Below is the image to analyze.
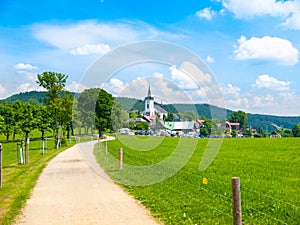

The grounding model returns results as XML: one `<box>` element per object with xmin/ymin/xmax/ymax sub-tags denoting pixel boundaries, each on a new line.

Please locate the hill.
<box><xmin>116</xmin><ymin>97</ymin><xmax>300</xmax><ymax>129</ymax></box>
<box><xmin>1</xmin><ymin>91</ymin><xmax>299</xmax><ymax>130</ymax></box>
<box><xmin>0</xmin><ymin>91</ymin><xmax>47</xmax><ymax>104</ymax></box>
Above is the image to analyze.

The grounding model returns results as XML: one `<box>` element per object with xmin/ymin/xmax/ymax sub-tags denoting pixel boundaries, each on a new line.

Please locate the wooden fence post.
<box><xmin>119</xmin><ymin>148</ymin><xmax>123</xmax><ymax>170</ymax></box>
<box><xmin>232</xmin><ymin>177</ymin><xmax>242</xmax><ymax>225</ymax></box>
<box><xmin>0</xmin><ymin>143</ymin><xmax>2</xmax><ymax>188</ymax></box>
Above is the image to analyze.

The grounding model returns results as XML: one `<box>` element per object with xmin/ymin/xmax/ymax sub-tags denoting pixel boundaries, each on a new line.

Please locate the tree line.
<box><xmin>0</xmin><ymin>71</ymin><xmax>300</xmax><ymax>144</ymax></box>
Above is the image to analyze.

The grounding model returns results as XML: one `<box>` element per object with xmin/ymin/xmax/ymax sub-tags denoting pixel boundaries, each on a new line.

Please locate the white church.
<box><xmin>142</xmin><ymin>85</ymin><xmax>168</xmax><ymax>123</ymax></box>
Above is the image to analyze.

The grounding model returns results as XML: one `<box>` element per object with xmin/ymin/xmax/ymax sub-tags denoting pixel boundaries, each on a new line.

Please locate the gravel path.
<box><xmin>14</xmin><ymin>141</ymin><xmax>160</xmax><ymax>225</ymax></box>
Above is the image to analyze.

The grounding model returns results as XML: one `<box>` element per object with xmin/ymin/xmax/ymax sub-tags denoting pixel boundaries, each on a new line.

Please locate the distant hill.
<box><xmin>1</xmin><ymin>91</ymin><xmax>299</xmax><ymax>130</ymax></box>
<box><xmin>0</xmin><ymin>91</ymin><xmax>47</xmax><ymax>104</ymax></box>
<box><xmin>116</xmin><ymin>97</ymin><xmax>300</xmax><ymax>130</ymax></box>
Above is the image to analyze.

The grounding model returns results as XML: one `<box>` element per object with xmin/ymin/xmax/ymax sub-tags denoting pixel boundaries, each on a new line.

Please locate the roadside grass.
<box><xmin>0</xmin><ymin>138</ymin><xmax>76</xmax><ymax>225</ymax></box>
<box><xmin>94</xmin><ymin>137</ymin><xmax>300</xmax><ymax>225</ymax></box>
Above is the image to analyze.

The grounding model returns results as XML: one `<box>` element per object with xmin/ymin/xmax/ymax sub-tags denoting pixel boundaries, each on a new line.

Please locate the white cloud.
<box><xmin>222</xmin><ymin>0</ymin><xmax>300</xmax><ymax>30</ymax></box>
<box><xmin>253</xmin><ymin>74</ymin><xmax>290</xmax><ymax>91</ymax></box>
<box><xmin>32</xmin><ymin>20</ymin><xmax>183</xmax><ymax>56</ymax></box>
<box><xmin>196</xmin><ymin>7</ymin><xmax>216</xmax><ymax>20</ymax></box>
<box><xmin>15</xmin><ymin>63</ymin><xmax>37</xmax><ymax>70</ymax></box>
<box><xmin>69</xmin><ymin>43</ymin><xmax>111</xmax><ymax>56</ymax></box>
<box><xmin>104</xmin><ymin>78</ymin><xmax>127</xmax><ymax>95</ymax></box>
<box><xmin>234</xmin><ymin>35</ymin><xmax>299</xmax><ymax>66</ymax></box>
<box><xmin>206</xmin><ymin>56</ymin><xmax>215</xmax><ymax>63</ymax></box>
<box><xmin>66</xmin><ymin>81</ymin><xmax>87</xmax><ymax>93</ymax></box>
<box><xmin>169</xmin><ymin>65</ymin><xmax>198</xmax><ymax>89</ymax></box>
<box><xmin>16</xmin><ymin>82</ymin><xmax>45</xmax><ymax>93</ymax></box>
<box><xmin>0</xmin><ymin>84</ymin><xmax>7</xmax><ymax>98</ymax></box>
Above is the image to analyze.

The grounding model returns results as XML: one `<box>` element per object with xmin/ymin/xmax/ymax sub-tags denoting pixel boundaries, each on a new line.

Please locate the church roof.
<box><xmin>154</xmin><ymin>105</ymin><xmax>168</xmax><ymax>114</ymax></box>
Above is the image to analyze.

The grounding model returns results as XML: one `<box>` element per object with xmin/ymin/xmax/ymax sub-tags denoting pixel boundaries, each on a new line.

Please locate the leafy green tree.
<box><xmin>35</xmin><ymin>105</ymin><xmax>52</xmax><ymax>138</ymax></box>
<box><xmin>77</xmin><ymin>88</ymin><xmax>101</xmax><ymax>134</ymax></box>
<box><xmin>231</xmin><ymin>130</ymin><xmax>237</xmax><ymax>137</ymax></box>
<box><xmin>135</xmin><ymin>121</ymin><xmax>149</xmax><ymax>130</ymax></box>
<box><xmin>57</xmin><ymin>91</ymin><xmax>74</xmax><ymax>140</ymax></box>
<box><xmin>95</xmin><ymin>89</ymin><xmax>114</xmax><ymax>138</ymax></box>
<box><xmin>0</xmin><ymin>103</ymin><xmax>14</xmax><ymax>141</ymax></box>
<box><xmin>36</xmin><ymin>71</ymin><xmax>68</xmax><ymax>142</ymax></box>
<box><xmin>292</xmin><ymin>123</ymin><xmax>300</xmax><ymax>137</ymax></box>
<box><xmin>283</xmin><ymin>129</ymin><xmax>293</xmax><ymax>137</ymax></box>
<box><xmin>13</xmin><ymin>101</ymin><xmax>38</xmax><ymax>163</ymax></box>
<box><xmin>111</xmin><ymin>101</ymin><xmax>123</xmax><ymax>132</ymax></box>
<box><xmin>200</xmin><ymin>119</ymin><xmax>211</xmax><ymax>137</ymax></box>
<box><xmin>228</xmin><ymin>110</ymin><xmax>248</xmax><ymax>129</ymax></box>
<box><xmin>166</xmin><ymin>112</ymin><xmax>174</xmax><ymax>122</ymax></box>
<box><xmin>129</xmin><ymin>111</ymin><xmax>138</xmax><ymax>119</ymax></box>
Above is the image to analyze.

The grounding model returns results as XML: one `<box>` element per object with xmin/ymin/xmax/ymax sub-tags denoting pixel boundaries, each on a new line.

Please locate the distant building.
<box><xmin>142</xmin><ymin>85</ymin><xmax>167</xmax><ymax>123</ymax></box>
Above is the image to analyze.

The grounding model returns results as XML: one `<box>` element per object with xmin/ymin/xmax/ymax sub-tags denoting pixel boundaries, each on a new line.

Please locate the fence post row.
<box><xmin>232</xmin><ymin>177</ymin><xmax>242</xmax><ymax>225</ymax></box>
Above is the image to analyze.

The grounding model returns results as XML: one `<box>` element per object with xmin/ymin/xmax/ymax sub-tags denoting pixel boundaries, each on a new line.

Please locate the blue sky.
<box><xmin>0</xmin><ymin>0</ymin><xmax>300</xmax><ymax>116</ymax></box>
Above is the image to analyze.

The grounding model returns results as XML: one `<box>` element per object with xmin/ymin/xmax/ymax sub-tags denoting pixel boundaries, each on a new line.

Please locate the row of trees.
<box><xmin>1</xmin><ymin>71</ymin><xmax>300</xmax><ymax>144</ymax></box>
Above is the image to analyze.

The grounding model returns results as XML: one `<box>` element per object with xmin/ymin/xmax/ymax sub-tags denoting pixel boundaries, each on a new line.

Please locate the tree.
<box><xmin>228</xmin><ymin>110</ymin><xmax>248</xmax><ymax>129</ymax></box>
<box><xmin>95</xmin><ymin>89</ymin><xmax>114</xmax><ymax>138</ymax></box>
<box><xmin>77</xmin><ymin>88</ymin><xmax>101</xmax><ymax>134</ymax></box>
<box><xmin>166</xmin><ymin>112</ymin><xmax>174</xmax><ymax>122</ymax></box>
<box><xmin>0</xmin><ymin>103</ymin><xmax>14</xmax><ymax>141</ymax></box>
<box><xmin>200</xmin><ymin>119</ymin><xmax>211</xmax><ymax>137</ymax></box>
<box><xmin>13</xmin><ymin>101</ymin><xmax>38</xmax><ymax>163</ymax></box>
<box><xmin>35</xmin><ymin>105</ymin><xmax>52</xmax><ymax>138</ymax></box>
<box><xmin>292</xmin><ymin>123</ymin><xmax>300</xmax><ymax>137</ymax></box>
<box><xmin>57</xmin><ymin>91</ymin><xmax>74</xmax><ymax>140</ymax></box>
<box><xmin>111</xmin><ymin>101</ymin><xmax>123</xmax><ymax>132</ymax></box>
<box><xmin>36</xmin><ymin>71</ymin><xmax>68</xmax><ymax>144</ymax></box>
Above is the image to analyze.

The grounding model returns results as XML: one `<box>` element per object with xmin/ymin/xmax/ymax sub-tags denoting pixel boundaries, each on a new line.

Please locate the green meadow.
<box><xmin>94</xmin><ymin>137</ymin><xmax>300</xmax><ymax>225</ymax></box>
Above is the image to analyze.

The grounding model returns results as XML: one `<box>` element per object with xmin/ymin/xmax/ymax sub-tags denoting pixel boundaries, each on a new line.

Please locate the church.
<box><xmin>142</xmin><ymin>85</ymin><xmax>168</xmax><ymax>123</ymax></box>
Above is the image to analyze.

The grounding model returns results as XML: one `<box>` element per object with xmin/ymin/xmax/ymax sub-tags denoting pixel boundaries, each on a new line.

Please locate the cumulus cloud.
<box><xmin>69</xmin><ymin>43</ymin><xmax>111</xmax><ymax>56</ymax></box>
<box><xmin>253</xmin><ymin>74</ymin><xmax>290</xmax><ymax>91</ymax></box>
<box><xmin>234</xmin><ymin>35</ymin><xmax>299</xmax><ymax>66</ymax></box>
<box><xmin>222</xmin><ymin>0</ymin><xmax>300</xmax><ymax>30</ymax></box>
<box><xmin>206</xmin><ymin>56</ymin><xmax>215</xmax><ymax>63</ymax></box>
<box><xmin>0</xmin><ymin>84</ymin><xmax>7</xmax><ymax>98</ymax></box>
<box><xmin>169</xmin><ymin>65</ymin><xmax>198</xmax><ymax>89</ymax></box>
<box><xmin>15</xmin><ymin>63</ymin><xmax>37</xmax><ymax>70</ymax></box>
<box><xmin>104</xmin><ymin>78</ymin><xmax>127</xmax><ymax>96</ymax></box>
<box><xmin>66</xmin><ymin>81</ymin><xmax>87</xmax><ymax>93</ymax></box>
<box><xmin>196</xmin><ymin>7</ymin><xmax>216</xmax><ymax>20</ymax></box>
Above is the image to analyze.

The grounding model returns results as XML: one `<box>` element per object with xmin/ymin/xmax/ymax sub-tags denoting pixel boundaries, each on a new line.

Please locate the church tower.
<box><xmin>143</xmin><ymin>84</ymin><xmax>155</xmax><ymax>117</ymax></box>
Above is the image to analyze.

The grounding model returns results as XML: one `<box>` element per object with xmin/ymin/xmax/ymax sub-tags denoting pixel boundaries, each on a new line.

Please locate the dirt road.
<box><xmin>14</xmin><ymin>141</ymin><xmax>160</xmax><ymax>225</ymax></box>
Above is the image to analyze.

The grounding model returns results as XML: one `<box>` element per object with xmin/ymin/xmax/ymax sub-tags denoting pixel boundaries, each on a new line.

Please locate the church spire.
<box><xmin>147</xmin><ymin>84</ymin><xmax>152</xmax><ymax>97</ymax></box>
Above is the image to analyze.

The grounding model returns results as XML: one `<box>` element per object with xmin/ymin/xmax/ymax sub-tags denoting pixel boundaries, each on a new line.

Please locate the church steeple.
<box><xmin>147</xmin><ymin>84</ymin><xmax>152</xmax><ymax>97</ymax></box>
<box><xmin>143</xmin><ymin>83</ymin><xmax>155</xmax><ymax>117</ymax></box>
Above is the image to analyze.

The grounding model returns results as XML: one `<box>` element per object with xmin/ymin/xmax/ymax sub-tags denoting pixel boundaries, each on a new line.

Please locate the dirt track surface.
<box><xmin>14</xmin><ymin>141</ymin><xmax>160</xmax><ymax>225</ymax></box>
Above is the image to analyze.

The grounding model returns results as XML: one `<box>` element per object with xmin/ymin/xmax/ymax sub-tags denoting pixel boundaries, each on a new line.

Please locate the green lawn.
<box><xmin>94</xmin><ymin>137</ymin><xmax>300</xmax><ymax>225</ymax></box>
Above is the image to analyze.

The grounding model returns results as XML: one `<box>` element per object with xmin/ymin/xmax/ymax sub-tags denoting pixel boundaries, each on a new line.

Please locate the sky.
<box><xmin>0</xmin><ymin>0</ymin><xmax>300</xmax><ymax>116</ymax></box>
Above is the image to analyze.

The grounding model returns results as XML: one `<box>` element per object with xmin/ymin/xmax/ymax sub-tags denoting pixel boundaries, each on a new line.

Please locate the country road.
<box><xmin>14</xmin><ymin>140</ymin><xmax>160</xmax><ymax>225</ymax></box>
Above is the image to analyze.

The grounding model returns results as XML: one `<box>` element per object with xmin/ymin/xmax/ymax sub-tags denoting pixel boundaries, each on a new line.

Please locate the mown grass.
<box><xmin>94</xmin><ymin>137</ymin><xmax>300</xmax><ymax>225</ymax></box>
<box><xmin>0</xmin><ymin>138</ymin><xmax>77</xmax><ymax>225</ymax></box>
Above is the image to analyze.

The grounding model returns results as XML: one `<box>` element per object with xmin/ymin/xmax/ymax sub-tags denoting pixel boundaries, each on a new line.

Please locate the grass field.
<box><xmin>94</xmin><ymin>136</ymin><xmax>300</xmax><ymax>225</ymax></box>
<box><xmin>0</xmin><ymin>136</ymin><xmax>78</xmax><ymax>225</ymax></box>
